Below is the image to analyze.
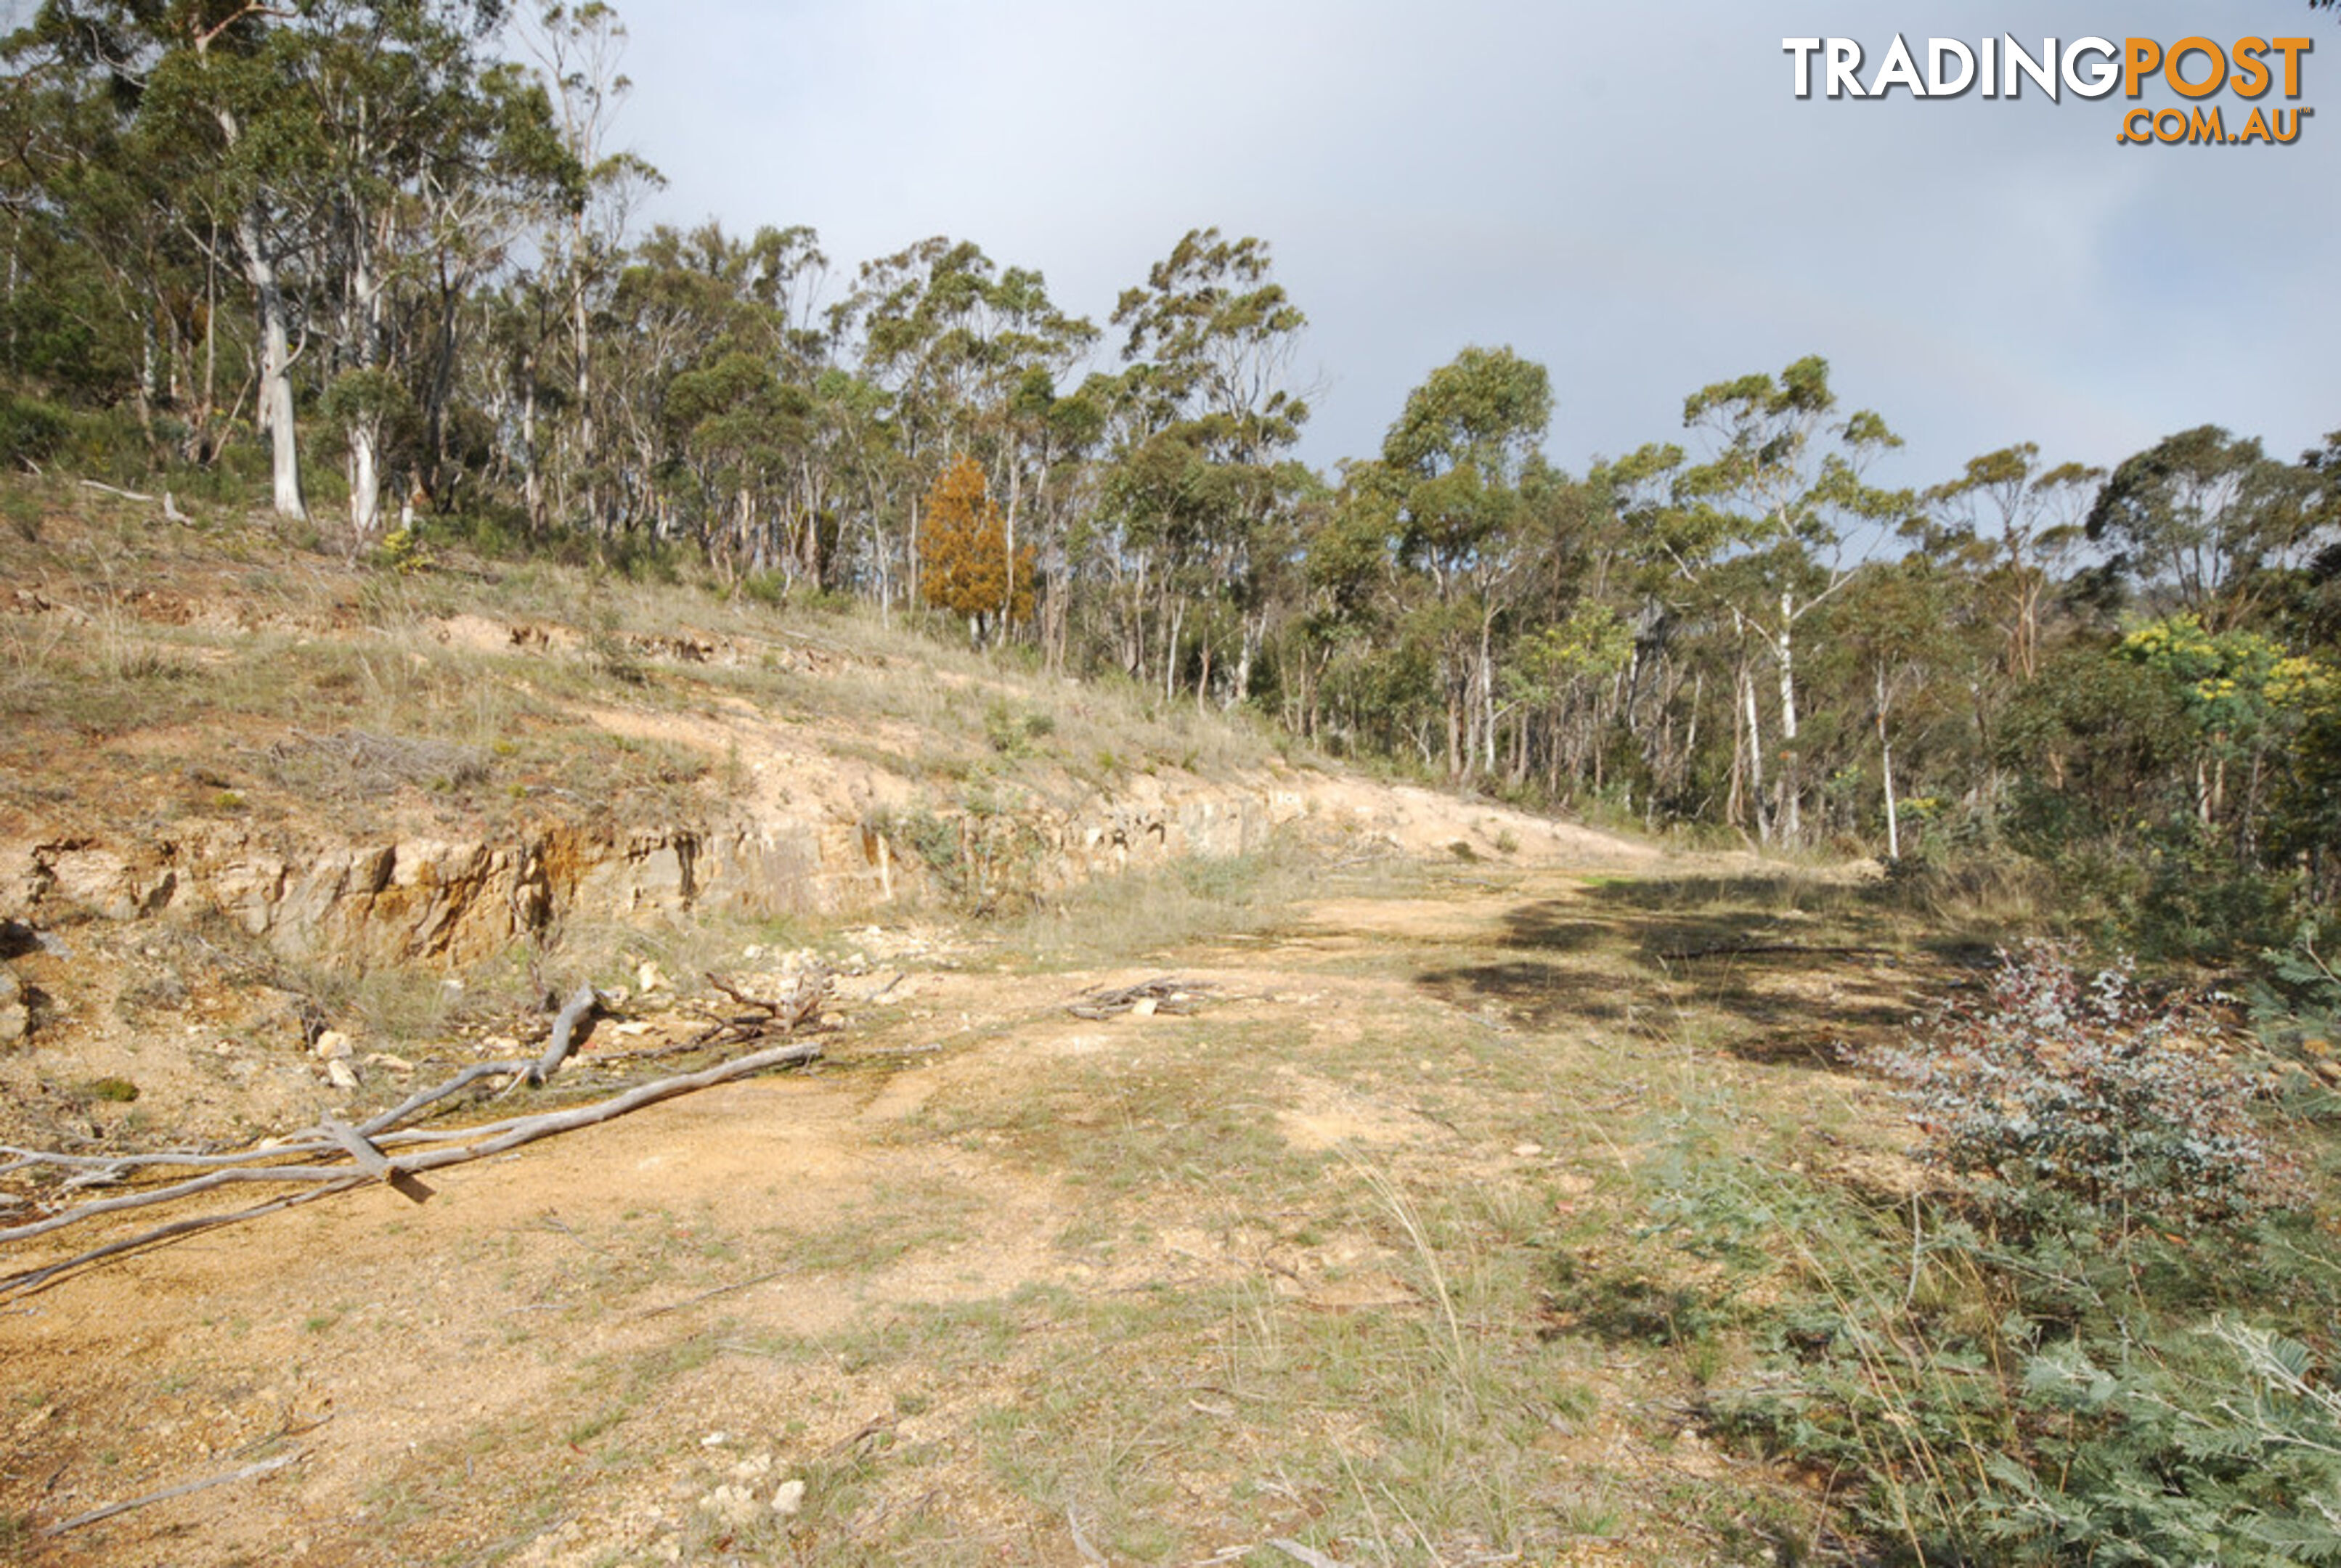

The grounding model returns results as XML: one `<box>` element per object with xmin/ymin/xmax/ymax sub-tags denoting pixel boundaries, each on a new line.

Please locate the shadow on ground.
<box><xmin>1413</xmin><ymin>870</ymin><xmax>1969</xmax><ymax>1066</ymax></box>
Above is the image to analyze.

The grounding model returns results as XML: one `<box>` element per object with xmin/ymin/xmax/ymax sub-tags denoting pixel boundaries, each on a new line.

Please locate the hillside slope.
<box><xmin>0</xmin><ymin>476</ymin><xmax>1648</xmax><ymax>1148</ymax></box>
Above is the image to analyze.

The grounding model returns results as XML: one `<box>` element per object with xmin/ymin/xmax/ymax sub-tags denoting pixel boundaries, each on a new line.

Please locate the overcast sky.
<box><xmin>614</xmin><ymin>1</ymin><xmax>2333</xmax><ymax>490</ymax></box>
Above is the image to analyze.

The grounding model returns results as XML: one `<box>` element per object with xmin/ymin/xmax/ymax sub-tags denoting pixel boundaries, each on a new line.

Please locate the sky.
<box><xmin>612</xmin><ymin>1</ymin><xmax>2336</xmax><ymax>491</ymax></box>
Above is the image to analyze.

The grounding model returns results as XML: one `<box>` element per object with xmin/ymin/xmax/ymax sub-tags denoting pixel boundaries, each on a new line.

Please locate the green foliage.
<box><xmin>2087</xmin><ymin>425</ymin><xmax>2312</xmax><ymax>631</ymax></box>
<box><xmin>0</xmin><ymin>387</ymin><xmax>69</xmax><ymax>470</ymax></box>
<box><xmin>1648</xmin><ymin>942</ymin><xmax>2341</xmax><ymax>1564</ymax></box>
<box><xmin>982</xmin><ymin>699</ymin><xmax>1051</xmax><ymax>756</ymax></box>
<box><xmin>1980</xmin><ymin>1324</ymin><xmax>2341</xmax><ymax>1567</ymax></box>
<box><xmin>876</xmin><ymin>790</ymin><xmax>1049</xmax><ymax>916</ymax></box>
<box><xmin>368</xmin><ymin>525</ymin><xmax>436</xmax><ymax>575</ymax></box>
<box><xmin>3</xmin><ymin>486</ymin><xmax>41</xmax><ymax>542</ymax></box>
<box><xmin>1865</xmin><ymin>942</ymin><xmax>2301</xmax><ymax>1232</ymax></box>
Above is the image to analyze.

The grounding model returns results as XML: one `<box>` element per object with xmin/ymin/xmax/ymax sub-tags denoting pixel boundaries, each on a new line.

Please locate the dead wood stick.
<box><xmin>1</xmin><ymin>1182</ymin><xmax>362</xmax><ymax>1299</ymax></box>
<box><xmin>320</xmin><ymin>1116</ymin><xmax>394</xmax><ymax>1181</ymax></box>
<box><xmin>1</xmin><ymin>1042</ymin><xmax>821</xmax><ymax>1283</ymax></box>
<box><xmin>1068</xmin><ymin>1505</ymin><xmax>1108</xmax><ymax>1567</ymax></box>
<box><xmin>1269</xmin><ymin>1539</ymin><xmax>1347</xmax><ymax>1568</ymax></box>
<box><xmin>42</xmin><ymin>1450</ymin><xmax>304</xmax><ymax>1537</ymax></box>
<box><xmin>635</xmin><ymin>1265</ymin><xmax>792</xmax><ymax>1319</ymax></box>
<box><xmin>356</xmin><ymin>1059</ymin><xmax>537</xmax><ymax>1138</ymax></box>
<box><xmin>532</xmin><ymin>984</ymin><xmax>600</xmax><ymax>1084</ymax></box>
<box><xmin>821</xmin><ymin>1414</ymin><xmax>895</xmax><ymax>1459</ymax></box>
<box><xmin>3</xmin><ymin>1143</ymin><xmax>335</xmax><ymax>1177</ymax></box>
<box><xmin>322</xmin><ymin>1116</ymin><xmax>433</xmax><ymax>1204</ymax></box>
<box><xmin>359</xmin><ymin>1040</ymin><xmax>821</xmax><ymax>1168</ymax></box>
<box><xmin>77</xmin><ymin>478</ymin><xmax>159</xmax><ymax>505</ymax></box>
<box><xmin>391</xmin><ymin>1040</ymin><xmax>822</xmax><ymax>1175</ymax></box>
<box><xmin>0</xmin><ymin>1164</ymin><xmax>379</xmax><ymax>1245</ymax></box>
<box><xmin>705</xmin><ymin>972</ymin><xmax>779</xmax><ymax>1013</ymax></box>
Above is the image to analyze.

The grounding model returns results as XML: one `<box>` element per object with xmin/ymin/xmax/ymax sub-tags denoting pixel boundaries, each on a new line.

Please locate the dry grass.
<box><xmin>0</xmin><ymin>473</ymin><xmax>2068</xmax><ymax>1564</ymax></box>
<box><xmin>0</xmin><ymin>472</ymin><xmax>1295</xmax><ymax>862</ymax></box>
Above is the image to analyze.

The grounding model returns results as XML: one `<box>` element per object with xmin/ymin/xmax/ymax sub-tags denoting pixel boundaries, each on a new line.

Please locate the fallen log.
<box><xmin>389</xmin><ymin>1037</ymin><xmax>823</xmax><ymax>1177</ymax></box>
<box><xmin>356</xmin><ymin>1058</ymin><xmax>538</xmax><ymax>1137</ymax></box>
<box><xmin>531</xmin><ymin>984</ymin><xmax>601</xmax><ymax>1084</ymax></box>
<box><xmin>322</xmin><ymin>1116</ymin><xmax>433</xmax><ymax>1204</ymax></box>
<box><xmin>0</xmin><ymin>1037</ymin><xmax>823</xmax><ymax>1297</ymax></box>
<box><xmin>0</xmin><ymin>1163</ymin><xmax>394</xmax><ymax>1246</ymax></box>
<box><xmin>0</xmin><ymin>1183</ymin><xmax>362</xmax><ymax>1299</ymax></box>
<box><xmin>43</xmin><ymin>1450</ymin><xmax>305</xmax><ymax>1538</ymax></box>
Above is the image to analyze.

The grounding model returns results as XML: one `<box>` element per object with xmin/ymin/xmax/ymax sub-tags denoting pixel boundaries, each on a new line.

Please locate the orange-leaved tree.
<box><xmin>919</xmin><ymin>453</ymin><xmax>1034</xmax><ymax>642</ymax></box>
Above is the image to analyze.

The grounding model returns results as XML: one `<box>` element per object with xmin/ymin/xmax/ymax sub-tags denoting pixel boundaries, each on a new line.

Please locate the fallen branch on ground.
<box><xmin>623</xmin><ymin>965</ymin><xmax>834</xmax><ymax>1061</ymax></box>
<box><xmin>635</xmin><ymin>1265</ymin><xmax>793</xmax><ymax>1319</ymax></box>
<box><xmin>532</xmin><ymin>983</ymin><xmax>602</xmax><ymax>1083</ymax></box>
<box><xmin>0</xmin><ymin>1036</ymin><xmax>823</xmax><ymax>1298</ymax></box>
<box><xmin>76</xmin><ymin>478</ymin><xmax>190</xmax><ymax>521</ymax></box>
<box><xmin>1065</xmin><ymin>976</ymin><xmax>1216</xmax><ymax>1021</ymax></box>
<box><xmin>44</xmin><ymin>1450</ymin><xmax>306</xmax><ymax>1537</ymax></box>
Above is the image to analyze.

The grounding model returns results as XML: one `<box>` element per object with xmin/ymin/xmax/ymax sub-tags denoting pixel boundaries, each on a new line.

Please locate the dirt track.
<box><xmin>3</xmin><ymin>854</ymin><xmax>1942</xmax><ymax>1566</ymax></box>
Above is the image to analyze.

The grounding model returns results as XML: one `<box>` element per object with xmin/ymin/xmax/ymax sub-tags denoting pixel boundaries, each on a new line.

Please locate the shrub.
<box><xmin>1864</xmin><ymin>941</ymin><xmax>2302</xmax><ymax>1235</ymax></box>
<box><xmin>0</xmin><ymin>387</ymin><xmax>69</xmax><ymax>469</ymax></box>
<box><xmin>982</xmin><ymin>699</ymin><xmax>1052</xmax><ymax>756</ymax></box>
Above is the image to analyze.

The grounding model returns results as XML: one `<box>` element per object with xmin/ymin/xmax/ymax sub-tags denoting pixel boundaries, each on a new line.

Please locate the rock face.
<box><xmin>0</xmin><ymin>779</ymin><xmax>1308</xmax><ymax>973</ymax></box>
<box><xmin>0</xmin><ymin>770</ymin><xmax>1644</xmax><ymax>975</ymax></box>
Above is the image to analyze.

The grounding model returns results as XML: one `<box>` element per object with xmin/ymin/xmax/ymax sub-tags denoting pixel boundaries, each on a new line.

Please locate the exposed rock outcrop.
<box><xmin>0</xmin><ymin>773</ymin><xmax>1642</xmax><ymax>974</ymax></box>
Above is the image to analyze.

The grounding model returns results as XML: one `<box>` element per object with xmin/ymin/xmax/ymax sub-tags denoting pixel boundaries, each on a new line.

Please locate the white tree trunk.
<box><xmin>1480</xmin><ymin>612</ymin><xmax>1499</xmax><ymax>777</ymax></box>
<box><xmin>239</xmin><ymin>208</ymin><xmax>306</xmax><ymax>521</ymax></box>
<box><xmin>1877</xmin><ymin>665</ymin><xmax>1900</xmax><ymax>861</ymax></box>
<box><xmin>349</xmin><ymin>419</ymin><xmax>381</xmax><ymax>544</ymax></box>
<box><xmin>1775</xmin><ymin>592</ymin><xmax>1801</xmax><ymax>844</ymax></box>
<box><xmin>521</xmin><ymin>354</ymin><xmax>541</xmax><ymax>528</ymax></box>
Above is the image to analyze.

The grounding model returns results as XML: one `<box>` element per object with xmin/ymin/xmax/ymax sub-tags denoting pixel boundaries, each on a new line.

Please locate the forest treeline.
<box><xmin>5</xmin><ymin>1</ymin><xmax>2339</xmax><ymax>960</ymax></box>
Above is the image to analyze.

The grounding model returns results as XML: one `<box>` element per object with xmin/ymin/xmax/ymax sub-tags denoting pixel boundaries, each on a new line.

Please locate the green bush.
<box><xmin>1862</xmin><ymin>941</ymin><xmax>2303</xmax><ymax>1234</ymax></box>
<box><xmin>0</xmin><ymin>387</ymin><xmax>69</xmax><ymax>470</ymax></box>
<box><xmin>1682</xmin><ymin>943</ymin><xmax>2339</xmax><ymax>1563</ymax></box>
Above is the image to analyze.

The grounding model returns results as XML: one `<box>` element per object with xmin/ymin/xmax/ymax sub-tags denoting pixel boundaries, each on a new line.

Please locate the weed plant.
<box><xmin>1623</xmin><ymin>943</ymin><xmax>2341</xmax><ymax>1564</ymax></box>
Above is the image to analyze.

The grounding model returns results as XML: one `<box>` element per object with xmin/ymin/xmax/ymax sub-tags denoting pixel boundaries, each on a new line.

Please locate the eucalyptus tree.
<box><xmin>1107</xmin><ymin>226</ymin><xmax>1310</xmax><ymax>702</ymax></box>
<box><xmin>1918</xmin><ymin>444</ymin><xmax>2099</xmax><ymax>683</ymax></box>
<box><xmin>516</xmin><ymin>0</ymin><xmax>660</xmax><ymax>533</ymax></box>
<box><xmin>7</xmin><ymin>0</ymin><xmax>575</xmax><ymax>536</ymax></box>
<box><xmin>0</xmin><ymin>50</ymin><xmax>168</xmax><ymax>421</ymax></box>
<box><xmin>595</xmin><ymin>221</ymin><xmax>826</xmax><ymax>563</ymax></box>
<box><xmin>296</xmin><ymin>4</ymin><xmax>577</xmax><ymax>544</ymax></box>
<box><xmin>1615</xmin><ymin>356</ymin><xmax>1908</xmax><ymax>842</ymax></box>
<box><xmin>832</xmin><ymin>237</ymin><xmax>1094</xmax><ymax>618</ymax></box>
<box><xmin>1377</xmin><ymin>344</ymin><xmax>1552</xmax><ymax>777</ymax></box>
<box><xmin>9</xmin><ymin>0</ymin><xmax>328</xmax><ymax>515</ymax></box>
<box><xmin>1831</xmin><ymin>556</ymin><xmax>1963</xmax><ymax>857</ymax></box>
<box><xmin>2088</xmin><ymin>426</ymin><xmax>2319</xmax><ymax>634</ymax></box>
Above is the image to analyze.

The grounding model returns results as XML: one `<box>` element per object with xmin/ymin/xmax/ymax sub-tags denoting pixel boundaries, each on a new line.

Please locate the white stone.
<box><xmin>771</xmin><ymin>1479</ymin><xmax>805</xmax><ymax>1516</ymax></box>
<box><xmin>0</xmin><ymin>965</ymin><xmax>25</xmax><ymax>1045</ymax></box>
<box><xmin>700</xmin><ymin>1484</ymin><xmax>758</xmax><ymax>1528</ymax></box>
